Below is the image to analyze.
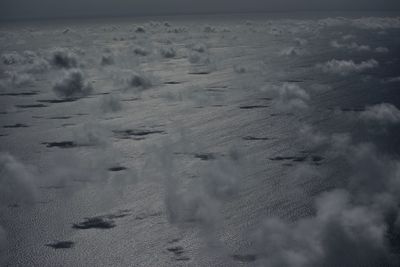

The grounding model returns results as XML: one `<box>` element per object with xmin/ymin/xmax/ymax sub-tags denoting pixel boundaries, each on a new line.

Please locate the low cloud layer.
<box><xmin>317</xmin><ymin>59</ymin><xmax>378</xmax><ymax>75</ymax></box>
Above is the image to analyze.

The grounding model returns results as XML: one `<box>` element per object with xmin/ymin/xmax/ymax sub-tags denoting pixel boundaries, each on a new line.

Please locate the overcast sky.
<box><xmin>1</xmin><ymin>0</ymin><xmax>400</xmax><ymax>20</ymax></box>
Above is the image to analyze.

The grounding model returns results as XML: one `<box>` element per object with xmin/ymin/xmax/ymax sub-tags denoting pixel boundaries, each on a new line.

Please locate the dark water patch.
<box><xmin>48</xmin><ymin>116</ymin><xmax>72</xmax><ymax>120</ymax></box>
<box><xmin>46</xmin><ymin>241</ymin><xmax>75</xmax><ymax>249</ymax></box>
<box><xmin>292</xmin><ymin>156</ymin><xmax>308</xmax><ymax>162</ymax></box>
<box><xmin>259</xmin><ymin>97</ymin><xmax>273</xmax><ymax>101</ymax></box>
<box><xmin>232</xmin><ymin>254</ymin><xmax>257</xmax><ymax>262</ymax></box>
<box><xmin>0</xmin><ymin>91</ymin><xmax>39</xmax><ymax>96</ymax></box>
<box><xmin>0</xmin><ymin>111</ymin><xmax>7</xmax><ymax>115</ymax></box>
<box><xmin>73</xmin><ymin>217</ymin><xmax>116</xmax><ymax>230</ymax></box>
<box><xmin>311</xmin><ymin>155</ymin><xmax>324</xmax><ymax>162</ymax></box>
<box><xmin>37</xmin><ymin>99</ymin><xmax>78</xmax><ymax>104</ymax></box>
<box><xmin>284</xmin><ymin>79</ymin><xmax>305</xmax><ymax>83</ymax></box>
<box><xmin>243</xmin><ymin>136</ymin><xmax>270</xmax><ymax>141</ymax></box>
<box><xmin>62</xmin><ymin>123</ymin><xmax>75</xmax><ymax>127</ymax></box>
<box><xmin>188</xmin><ymin>71</ymin><xmax>211</xmax><ymax>75</ymax></box>
<box><xmin>194</xmin><ymin>153</ymin><xmax>216</xmax><ymax>161</ymax></box>
<box><xmin>16</xmin><ymin>104</ymin><xmax>47</xmax><ymax>108</ymax></box>
<box><xmin>205</xmin><ymin>88</ymin><xmax>226</xmax><ymax>92</ymax></box>
<box><xmin>175</xmin><ymin>257</ymin><xmax>191</xmax><ymax>261</ymax></box>
<box><xmin>3</xmin><ymin>123</ymin><xmax>29</xmax><ymax>128</ymax></box>
<box><xmin>92</xmin><ymin>92</ymin><xmax>110</xmax><ymax>96</ymax></box>
<box><xmin>73</xmin><ymin>210</ymin><xmax>131</xmax><ymax>230</ymax></box>
<box><xmin>164</xmin><ymin>81</ymin><xmax>182</xmax><ymax>85</ymax></box>
<box><xmin>113</xmin><ymin>129</ymin><xmax>165</xmax><ymax>139</ymax></box>
<box><xmin>208</xmin><ymin>84</ymin><xmax>228</xmax><ymax>88</ymax></box>
<box><xmin>270</xmin><ymin>156</ymin><xmax>296</xmax><ymax>161</ymax></box>
<box><xmin>8</xmin><ymin>203</ymin><xmax>19</xmax><ymax>208</ymax></box>
<box><xmin>0</xmin><ymin>134</ymin><xmax>9</xmax><ymax>137</ymax></box>
<box><xmin>270</xmin><ymin>154</ymin><xmax>325</xmax><ymax>164</ymax></box>
<box><xmin>108</xmin><ymin>166</ymin><xmax>127</xmax><ymax>172</ymax></box>
<box><xmin>167</xmin><ymin>246</ymin><xmax>185</xmax><ymax>256</ymax></box>
<box><xmin>42</xmin><ymin>141</ymin><xmax>77</xmax><ymax>148</ymax></box>
<box><xmin>32</xmin><ymin>116</ymin><xmax>43</xmax><ymax>119</ymax></box>
<box><xmin>239</xmin><ymin>105</ymin><xmax>269</xmax><ymax>109</ymax></box>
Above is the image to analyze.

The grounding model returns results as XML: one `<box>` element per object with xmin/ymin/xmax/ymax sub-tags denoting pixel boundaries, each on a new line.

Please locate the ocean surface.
<box><xmin>1</xmin><ymin>12</ymin><xmax>400</xmax><ymax>266</ymax></box>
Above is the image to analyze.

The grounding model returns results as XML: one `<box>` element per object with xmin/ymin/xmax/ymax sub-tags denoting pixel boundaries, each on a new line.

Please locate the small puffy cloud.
<box><xmin>53</xmin><ymin>69</ymin><xmax>93</xmax><ymax>99</ymax></box>
<box><xmin>0</xmin><ymin>153</ymin><xmax>37</xmax><ymax>206</ymax></box>
<box><xmin>160</xmin><ymin>46</ymin><xmax>177</xmax><ymax>58</ymax></box>
<box><xmin>1</xmin><ymin>52</ymin><xmax>24</xmax><ymax>65</ymax></box>
<box><xmin>50</xmin><ymin>48</ymin><xmax>78</xmax><ymax>68</ymax></box>
<box><xmin>133</xmin><ymin>46</ymin><xmax>150</xmax><ymax>56</ymax></box>
<box><xmin>100</xmin><ymin>54</ymin><xmax>114</xmax><ymax>66</ymax></box>
<box><xmin>360</xmin><ymin>103</ymin><xmax>400</xmax><ymax>124</ymax></box>
<box><xmin>263</xmin><ymin>83</ymin><xmax>310</xmax><ymax>111</ymax></box>
<box><xmin>126</xmin><ymin>72</ymin><xmax>152</xmax><ymax>92</ymax></box>
<box><xmin>135</xmin><ymin>26</ymin><xmax>146</xmax><ymax>33</ymax></box>
<box><xmin>190</xmin><ymin>43</ymin><xmax>208</xmax><ymax>53</ymax></box>
<box><xmin>330</xmin><ymin>40</ymin><xmax>371</xmax><ymax>51</ymax></box>
<box><xmin>317</xmin><ymin>59</ymin><xmax>378</xmax><ymax>75</ymax></box>
<box><xmin>280</xmin><ymin>47</ymin><xmax>306</xmax><ymax>56</ymax></box>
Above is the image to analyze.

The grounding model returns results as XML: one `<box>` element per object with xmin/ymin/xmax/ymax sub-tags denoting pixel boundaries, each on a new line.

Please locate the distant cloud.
<box><xmin>360</xmin><ymin>103</ymin><xmax>400</xmax><ymax>124</ymax></box>
<box><xmin>375</xmin><ymin>47</ymin><xmax>389</xmax><ymax>53</ymax></box>
<box><xmin>160</xmin><ymin>46</ymin><xmax>177</xmax><ymax>58</ymax></box>
<box><xmin>263</xmin><ymin>83</ymin><xmax>310</xmax><ymax>111</ymax></box>
<box><xmin>126</xmin><ymin>72</ymin><xmax>152</xmax><ymax>92</ymax></box>
<box><xmin>330</xmin><ymin>40</ymin><xmax>371</xmax><ymax>51</ymax></box>
<box><xmin>280</xmin><ymin>47</ymin><xmax>306</xmax><ymax>56</ymax></box>
<box><xmin>50</xmin><ymin>48</ymin><xmax>78</xmax><ymax>69</ymax></box>
<box><xmin>53</xmin><ymin>69</ymin><xmax>93</xmax><ymax>99</ymax></box>
<box><xmin>317</xmin><ymin>59</ymin><xmax>378</xmax><ymax>75</ymax></box>
<box><xmin>100</xmin><ymin>54</ymin><xmax>114</xmax><ymax>66</ymax></box>
<box><xmin>319</xmin><ymin>17</ymin><xmax>400</xmax><ymax>30</ymax></box>
<box><xmin>133</xmin><ymin>46</ymin><xmax>150</xmax><ymax>56</ymax></box>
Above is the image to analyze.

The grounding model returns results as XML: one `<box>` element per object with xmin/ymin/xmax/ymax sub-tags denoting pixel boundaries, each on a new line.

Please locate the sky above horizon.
<box><xmin>1</xmin><ymin>0</ymin><xmax>400</xmax><ymax>20</ymax></box>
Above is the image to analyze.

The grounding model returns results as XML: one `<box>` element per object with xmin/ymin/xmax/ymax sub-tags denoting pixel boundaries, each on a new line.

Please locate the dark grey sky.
<box><xmin>1</xmin><ymin>0</ymin><xmax>400</xmax><ymax>20</ymax></box>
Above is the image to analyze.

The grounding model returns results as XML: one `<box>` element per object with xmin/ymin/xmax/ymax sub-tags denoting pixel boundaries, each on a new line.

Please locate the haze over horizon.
<box><xmin>1</xmin><ymin>0</ymin><xmax>400</xmax><ymax>20</ymax></box>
